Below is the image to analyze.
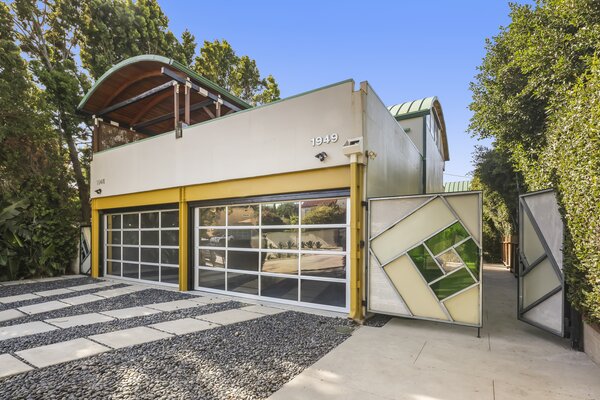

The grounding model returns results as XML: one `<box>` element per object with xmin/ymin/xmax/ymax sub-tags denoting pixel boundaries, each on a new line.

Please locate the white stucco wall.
<box><xmin>362</xmin><ymin>82</ymin><xmax>423</xmax><ymax>198</ymax></box>
<box><xmin>91</xmin><ymin>81</ymin><xmax>361</xmax><ymax>198</ymax></box>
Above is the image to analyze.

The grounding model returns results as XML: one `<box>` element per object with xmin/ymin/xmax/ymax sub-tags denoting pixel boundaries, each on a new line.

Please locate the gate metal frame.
<box><xmin>518</xmin><ymin>189</ymin><xmax>565</xmax><ymax>337</ymax></box>
<box><xmin>366</xmin><ymin>191</ymin><xmax>483</xmax><ymax>329</ymax></box>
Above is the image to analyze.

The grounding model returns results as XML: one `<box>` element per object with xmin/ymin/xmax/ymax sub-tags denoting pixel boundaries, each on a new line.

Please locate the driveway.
<box><xmin>269</xmin><ymin>265</ymin><xmax>600</xmax><ymax>400</ymax></box>
<box><xmin>0</xmin><ymin>276</ymin><xmax>353</xmax><ymax>399</ymax></box>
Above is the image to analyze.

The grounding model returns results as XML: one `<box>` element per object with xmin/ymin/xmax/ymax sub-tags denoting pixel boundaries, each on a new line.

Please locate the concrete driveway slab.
<box><xmin>94</xmin><ymin>286</ymin><xmax>146</xmax><ymax>298</ymax></box>
<box><xmin>68</xmin><ymin>282</ymin><xmax>114</xmax><ymax>292</ymax></box>
<box><xmin>15</xmin><ymin>338</ymin><xmax>109</xmax><ymax>368</ymax></box>
<box><xmin>188</xmin><ymin>296</ymin><xmax>229</xmax><ymax>305</ymax></box>
<box><xmin>60</xmin><ymin>293</ymin><xmax>104</xmax><ymax>305</ymax></box>
<box><xmin>150</xmin><ymin>318</ymin><xmax>214</xmax><ymax>335</ymax></box>
<box><xmin>0</xmin><ymin>321</ymin><xmax>58</xmax><ymax>341</ymax></box>
<box><xmin>0</xmin><ymin>354</ymin><xmax>34</xmax><ymax>378</ymax></box>
<box><xmin>196</xmin><ymin>309</ymin><xmax>263</xmax><ymax>325</ymax></box>
<box><xmin>241</xmin><ymin>305</ymin><xmax>285</xmax><ymax>315</ymax></box>
<box><xmin>0</xmin><ymin>309</ymin><xmax>25</xmax><ymax>323</ymax></box>
<box><xmin>100</xmin><ymin>306</ymin><xmax>160</xmax><ymax>319</ymax></box>
<box><xmin>89</xmin><ymin>326</ymin><xmax>173</xmax><ymax>349</ymax></box>
<box><xmin>18</xmin><ymin>300</ymin><xmax>70</xmax><ymax>315</ymax></box>
<box><xmin>45</xmin><ymin>313</ymin><xmax>115</xmax><ymax>329</ymax></box>
<box><xmin>0</xmin><ymin>293</ymin><xmax>40</xmax><ymax>304</ymax></box>
<box><xmin>145</xmin><ymin>299</ymin><xmax>202</xmax><ymax>312</ymax></box>
<box><xmin>33</xmin><ymin>288</ymin><xmax>74</xmax><ymax>297</ymax></box>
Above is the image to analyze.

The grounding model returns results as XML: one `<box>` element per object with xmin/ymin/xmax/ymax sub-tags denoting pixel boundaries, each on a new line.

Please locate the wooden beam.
<box><xmin>216</xmin><ymin>96</ymin><xmax>221</xmax><ymax>118</ymax></box>
<box><xmin>100</xmin><ymin>70</ymin><xmax>163</xmax><ymax>109</ymax></box>
<box><xmin>202</xmin><ymin>106</ymin><xmax>215</xmax><ymax>119</ymax></box>
<box><xmin>97</xmin><ymin>80</ymin><xmax>175</xmax><ymax>117</ymax></box>
<box><xmin>174</xmin><ymin>84</ymin><xmax>180</xmax><ymax>132</ymax></box>
<box><xmin>133</xmin><ymin>99</ymin><xmax>213</xmax><ymax>130</ymax></box>
<box><xmin>130</xmin><ymin>90</ymin><xmax>173</xmax><ymax>125</ymax></box>
<box><xmin>184</xmin><ymin>83</ymin><xmax>191</xmax><ymax>125</ymax></box>
<box><xmin>161</xmin><ymin>67</ymin><xmax>242</xmax><ymax>112</ymax></box>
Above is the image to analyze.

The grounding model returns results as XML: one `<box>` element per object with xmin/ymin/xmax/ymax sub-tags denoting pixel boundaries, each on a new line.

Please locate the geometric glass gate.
<box><xmin>368</xmin><ymin>192</ymin><xmax>483</xmax><ymax>328</ymax></box>
<box><xmin>518</xmin><ymin>190</ymin><xmax>565</xmax><ymax>337</ymax></box>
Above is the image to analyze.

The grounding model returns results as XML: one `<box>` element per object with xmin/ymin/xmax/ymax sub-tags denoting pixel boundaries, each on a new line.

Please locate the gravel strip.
<box><xmin>0</xmin><ymin>276</ymin><xmax>95</xmax><ymax>299</ymax></box>
<box><xmin>0</xmin><ymin>284</ymin><xmax>130</xmax><ymax>318</ymax></box>
<box><xmin>0</xmin><ymin>311</ymin><xmax>355</xmax><ymax>400</ymax></box>
<box><xmin>0</xmin><ymin>301</ymin><xmax>243</xmax><ymax>354</ymax></box>
<box><xmin>363</xmin><ymin>314</ymin><xmax>392</xmax><ymax>327</ymax></box>
<box><xmin>0</xmin><ymin>289</ymin><xmax>195</xmax><ymax>327</ymax></box>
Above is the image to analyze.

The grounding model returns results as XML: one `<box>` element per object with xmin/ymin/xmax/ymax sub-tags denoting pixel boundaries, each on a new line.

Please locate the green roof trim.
<box><xmin>444</xmin><ymin>181</ymin><xmax>472</xmax><ymax>192</ymax></box>
<box><xmin>77</xmin><ymin>54</ymin><xmax>252</xmax><ymax>112</ymax></box>
<box><xmin>387</xmin><ymin>96</ymin><xmax>437</xmax><ymax>120</ymax></box>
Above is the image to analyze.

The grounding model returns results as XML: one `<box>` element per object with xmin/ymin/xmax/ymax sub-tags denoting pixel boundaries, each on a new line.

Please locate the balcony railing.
<box><xmin>93</xmin><ymin>121</ymin><xmax>149</xmax><ymax>153</ymax></box>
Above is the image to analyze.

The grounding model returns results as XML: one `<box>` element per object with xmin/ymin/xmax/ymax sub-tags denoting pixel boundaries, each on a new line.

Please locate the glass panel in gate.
<box><xmin>368</xmin><ymin>192</ymin><xmax>482</xmax><ymax>327</ymax></box>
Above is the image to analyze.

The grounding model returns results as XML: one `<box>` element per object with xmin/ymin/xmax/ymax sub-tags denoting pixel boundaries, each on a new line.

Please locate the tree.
<box><xmin>469</xmin><ymin>0</ymin><xmax>600</xmax><ymax>323</ymax></box>
<box><xmin>193</xmin><ymin>39</ymin><xmax>280</xmax><ymax>105</ymax></box>
<box><xmin>0</xmin><ymin>2</ymin><xmax>78</xmax><ymax>280</ymax></box>
<box><xmin>178</xmin><ymin>29</ymin><xmax>197</xmax><ymax>67</ymax></box>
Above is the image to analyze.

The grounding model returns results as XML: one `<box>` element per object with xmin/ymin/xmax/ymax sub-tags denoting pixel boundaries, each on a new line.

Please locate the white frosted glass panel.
<box><xmin>443</xmin><ymin>285</ymin><xmax>480</xmax><ymax>325</ymax></box>
<box><xmin>523</xmin><ymin>258</ymin><xmax>561</xmax><ymax>308</ymax></box>
<box><xmin>522</xmin><ymin>290</ymin><xmax>563</xmax><ymax>334</ymax></box>
<box><xmin>522</xmin><ymin>213</ymin><xmax>545</xmax><ymax>263</ymax></box>
<box><xmin>446</xmin><ymin>193</ymin><xmax>481</xmax><ymax>243</ymax></box>
<box><xmin>383</xmin><ymin>255</ymin><xmax>448</xmax><ymax>320</ymax></box>
<box><xmin>370</xmin><ymin>197</ymin><xmax>429</xmax><ymax>237</ymax></box>
<box><xmin>368</xmin><ymin>255</ymin><xmax>411</xmax><ymax>316</ymax></box>
<box><xmin>371</xmin><ymin>198</ymin><xmax>455</xmax><ymax>264</ymax></box>
<box><xmin>524</xmin><ymin>192</ymin><xmax>563</xmax><ymax>270</ymax></box>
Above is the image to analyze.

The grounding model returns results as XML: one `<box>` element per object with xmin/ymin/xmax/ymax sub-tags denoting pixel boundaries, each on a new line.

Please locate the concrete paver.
<box><xmin>15</xmin><ymin>338</ymin><xmax>109</xmax><ymax>368</ymax></box>
<box><xmin>68</xmin><ymin>282</ymin><xmax>114</xmax><ymax>292</ymax></box>
<box><xmin>45</xmin><ymin>313</ymin><xmax>115</xmax><ymax>329</ymax></box>
<box><xmin>241</xmin><ymin>305</ymin><xmax>285</xmax><ymax>315</ymax></box>
<box><xmin>0</xmin><ymin>309</ymin><xmax>25</xmax><ymax>323</ymax></box>
<box><xmin>0</xmin><ymin>321</ymin><xmax>58</xmax><ymax>341</ymax></box>
<box><xmin>188</xmin><ymin>296</ymin><xmax>230</xmax><ymax>305</ymax></box>
<box><xmin>89</xmin><ymin>326</ymin><xmax>173</xmax><ymax>349</ymax></box>
<box><xmin>18</xmin><ymin>300</ymin><xmax>70</xmax><ymax>315</ymax></box>
<box><xmin>196</xmin><ymin>308</ymin><xmax>263</xmax><ymax>325</ymax></box>
<box><xmin>0</xmin><ymin>293</ymin><xmax>40</xmax><ymax>304</ymax></box>
<box><xmin>0</xmin><ymin>354</ymin><xmax>34</xmax><ymax>378</ymax></box>
<box><xmin>100</xmin><ymin>306</ymin><xmax>160</xmax><ymax>319</ymax></box>
<box><xmin>94</xmin><ymin>286</ymin><xmax>146</xmax><ymax>298</ymax></box>
<box><xmin>269</xmin><ymin>265</ymin><xmax>600</xmax><ymax>400</ymax></box>
<box><xmin>145</xmin><ymin>299</ymin><xmax>202</xmax><ymax>312</ymax></box>
<box><xmin>33</xmin><ymin>288</ymin><xmax>74</xmax><ymax>297</ymax></box>
<box><xmin>150</xmin><ymin>318</ymin><xmax>214</xmax><ymax>335</ymax></box>
<box><xmin>60</xmin><ymin>293</ymin><xmax>105</xmax><ymax>305</ymax></box>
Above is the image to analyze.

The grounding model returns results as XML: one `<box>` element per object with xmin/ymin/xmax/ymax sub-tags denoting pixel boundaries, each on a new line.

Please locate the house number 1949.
<box><xmin>310</xmin><ymin>134</ymin><xmax>338</xmax><ymax>146</ymax></box>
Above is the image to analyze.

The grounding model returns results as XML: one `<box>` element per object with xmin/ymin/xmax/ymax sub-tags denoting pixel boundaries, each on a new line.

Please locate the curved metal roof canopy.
<box><xmin>78</xmin><ymin>55</ymin><xmax>251</xmax><ymax>136</ymax></box>
<box><xmin>388</xmin><ymin>96</ymin><xmax>449</xmax><ymax>161</ymax></box>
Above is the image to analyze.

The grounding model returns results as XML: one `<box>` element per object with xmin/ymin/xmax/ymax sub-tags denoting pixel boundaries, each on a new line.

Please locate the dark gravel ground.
<box><xmin>0</xmin><ymin>311</ymin><xmax>355</xmax><ymax>400</ymax></box>
<box><xmin>0</xmin><ymin>283</ymin><xmax>130</xmax><ymax>314</ymax></box>
<box><xmin>0</xmin><ymin>300</ymin><xmax>243</xmax><ymax>354</ymax></box>
<box><xmin>0</xmin><ymin>289</ymin><xmax>194</xmax><ymax>327</ymax></box>
<box><xmin>363</xmin><ymin>314</ymin><xmax>392</xmax><ymax>328</ymax></box>
<box><xmin>0</xmin><ymin>276</ymin><xmax>95</xmax><ymax>298</ymax></box>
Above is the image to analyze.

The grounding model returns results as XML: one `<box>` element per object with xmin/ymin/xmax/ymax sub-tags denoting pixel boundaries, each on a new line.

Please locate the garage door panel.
<box><xmin>194</xmin><ymin>196</ymin><xmax>349</xmax><ymax>312</ymax></box>
<box><xmin>104</xmin><ymin>209</ymin><xmax>180</xmax><ymax>287</ymax></box>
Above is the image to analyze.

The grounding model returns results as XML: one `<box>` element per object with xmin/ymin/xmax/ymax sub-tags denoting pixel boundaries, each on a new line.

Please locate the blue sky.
<box><xmin>159</xmin><ymin>1</ymin><xmax>521</xmax><ymax>181</ymax></box>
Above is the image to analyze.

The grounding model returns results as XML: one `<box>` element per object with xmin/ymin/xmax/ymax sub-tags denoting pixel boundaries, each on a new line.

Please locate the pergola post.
<box><xmin>184</xmin><ymin>81</ymin><xmax>191</xmax><ymax>126</ymax></box>
<box><xmin>174</xmin><ymin>83</ymin><xmax>181</xmax><ymax>138</ymax></box>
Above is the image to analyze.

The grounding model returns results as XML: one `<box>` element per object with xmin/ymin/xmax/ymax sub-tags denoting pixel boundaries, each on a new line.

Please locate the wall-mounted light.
<box><xmin>315</xmin><ymin>152</ymin><xmax>328</xmax><ymax>162</ymax></box>
<box><xmin>95</xmin><ymin>189</ymin><xmax>102</xmax><ymax>195</ymax></box>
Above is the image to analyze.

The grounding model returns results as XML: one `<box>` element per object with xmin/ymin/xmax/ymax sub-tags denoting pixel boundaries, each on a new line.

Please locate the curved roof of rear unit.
<box><xmin>388</xmin><ymin>96</ymin><xmax>449</xmax><ymax>161</ymax></box>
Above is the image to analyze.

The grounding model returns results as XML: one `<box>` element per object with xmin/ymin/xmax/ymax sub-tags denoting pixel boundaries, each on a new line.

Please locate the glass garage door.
<box><xmin>104</xmin><ymin>209</ymin><xmax>179</xmax><ymax>286</ymax></box>
<box><xmin>194</xmin><ymin>197</ymin><xmax>349</xmax><ymax>311</ymax></box>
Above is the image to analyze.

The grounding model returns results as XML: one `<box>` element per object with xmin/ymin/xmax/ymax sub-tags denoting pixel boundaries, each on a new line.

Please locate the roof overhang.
<box><xmin>78</xmin><ymin>55</ymin><xmax>252</xmax><ymax>136</ymax></box>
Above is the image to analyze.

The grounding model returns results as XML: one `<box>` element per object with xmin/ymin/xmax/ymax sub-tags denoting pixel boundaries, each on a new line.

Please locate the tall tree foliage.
<box><xmin>469</xmin><ymin>0</ymin><xmax>600</xmax><ymax>323</ymax></box>
<box><xmin>2</xmin><ymin>0</ymin><xmax>279</xmax><ymax>280</ymax></box>
<box><xmin>0</xmin><ymin>2</ymin><xmax>78</xmax><ymax>280</ymax></box>
<box><xmin>193</xmin><ymin>39</ymin><xmax>280</xmax><ymax>105</ymax></box>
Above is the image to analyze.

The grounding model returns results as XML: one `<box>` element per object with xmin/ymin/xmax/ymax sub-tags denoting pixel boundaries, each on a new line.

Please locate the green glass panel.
<box><xmin>407</xmin><ymin>245</ymin><xmax>443</xmax><ymax>282</ymax></box>
<box><xmin>425</xmin><ymin>221</ymin><xmax>469</xmax><ymax>255</ymax></box>
<box><xmin>455</xmin><ymin>239</ymin><xmax>480</xmax><ymax>280</ymax></box>
<box><xmin>430</xmin><ymin>268</ymin><xmax>475</xmax><ymax>300</ymax></box>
